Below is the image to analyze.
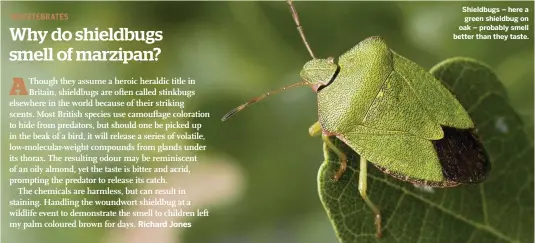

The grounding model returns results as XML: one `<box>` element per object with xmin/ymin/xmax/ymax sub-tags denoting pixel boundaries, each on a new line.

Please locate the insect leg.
<box><xmin>308</xmin><ymin>121</ymin><xmax>321</xmax><ymax>137</ymax></box>
<box><xmin>358</xmin><ymin>156</ymin><xmax>382</xmax><ymax>239</ymax></box>
<box><xmin>321</xmin><ymin>134</ymin><xmax>347</xmax><ymax>182</ymax></box>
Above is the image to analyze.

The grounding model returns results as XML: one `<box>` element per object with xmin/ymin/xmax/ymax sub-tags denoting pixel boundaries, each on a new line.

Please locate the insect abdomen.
<box><xmin>432</xmin><ymin>126</ymin><xmax>491</xmax><ymax>183</ymax></box>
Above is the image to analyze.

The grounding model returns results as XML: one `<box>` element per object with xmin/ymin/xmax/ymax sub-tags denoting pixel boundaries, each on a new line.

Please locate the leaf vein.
<box><xmin>355</xmin><ymin>169</ymin><xmax>521</xmax><ymax>243</ymax></box>
<box><xmin>480</xmin><ymin>185</ymin><xmax>490</xmax><ymax>225</ymax></box>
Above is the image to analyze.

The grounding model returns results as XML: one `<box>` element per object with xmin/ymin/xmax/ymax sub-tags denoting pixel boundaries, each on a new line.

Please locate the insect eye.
<box><xmin>327</xmin><ymin>57</ymin><xmax>334</xmax><ymax>64</ymax></box>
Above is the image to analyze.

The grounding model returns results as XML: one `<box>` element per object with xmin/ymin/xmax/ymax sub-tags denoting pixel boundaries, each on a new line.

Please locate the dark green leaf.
<box><xmin>318</xmin><ymin>57</ymin><xmax>534</xmax><ymax>243</ymax></box>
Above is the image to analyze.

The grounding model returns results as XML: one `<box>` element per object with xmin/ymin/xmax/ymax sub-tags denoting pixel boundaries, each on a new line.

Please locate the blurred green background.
<box><xmin>2</xmin><ymin>1</ymin><xmax>533</xmax><ymax>243</ymax></box>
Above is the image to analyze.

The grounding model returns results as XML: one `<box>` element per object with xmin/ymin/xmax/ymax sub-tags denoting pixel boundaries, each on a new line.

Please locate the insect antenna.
<box><xmin>221</xmin><ymin>81</ymin><xmax>311</xmax><ymax>122</ymax></box>
<box><xmin>286</xmin><ymin>0</ymin><xmax>316</xmax><ymax>59</ymax></box>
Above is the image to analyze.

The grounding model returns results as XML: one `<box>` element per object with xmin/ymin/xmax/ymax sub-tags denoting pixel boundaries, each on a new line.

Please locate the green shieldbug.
<box><xmin>222</xmin><ymin>0</ymin><xmax>491</xmax><ymax>239</ymax></box>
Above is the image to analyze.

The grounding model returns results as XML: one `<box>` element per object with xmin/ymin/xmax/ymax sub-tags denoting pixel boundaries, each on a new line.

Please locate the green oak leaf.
<box><xmin>318</xmin><ymin>57</ymin><xmax>534</xmax><ymax>243</ymax></box>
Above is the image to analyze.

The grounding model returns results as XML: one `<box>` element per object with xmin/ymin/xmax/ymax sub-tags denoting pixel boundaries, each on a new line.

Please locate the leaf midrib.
<box><xmin>324</xmin><ymin>164</ymin><xmax>522</xmax><ymax>243</ymax></box>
